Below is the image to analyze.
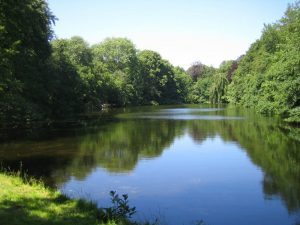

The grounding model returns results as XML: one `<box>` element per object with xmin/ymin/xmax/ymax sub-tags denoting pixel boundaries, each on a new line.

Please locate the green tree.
<box><xmin>226</xmin><ymin>2</ymin><xmax>300</xmax><ymax>121</ymax></box>
<box><xmin>209</xmin><ymin>72</ymin><xmax>228</xmax><ymax>104</ymax></box>
<box><xmin>173</xmin><ymin>67</ymin><xmax>193</xmax><ymax>103</ymax></box>
<box><xmin>188</xmin><ymin>77</ymin><xmax>212</xmax><ymax>103</ymax></box>
<box><xmin>0</xmin><ymin>0</ymin><xmax>55</xmax><ymax>126</ymax></box>
<box><xmin>186</xmin><ymin>62</ymin><xmax>216</xmax><ymax>104</ymax></box>
<box><xmin>91</xmin><ymin>38</ymin><xmax>138</xmax><ymax>106</ymax></box>
<box><xmin>52</xmin><ymin>36</ymin><xmax>92</xmax><ymax>68</ymax></box>
<box><xmin>209</xmin><ymin>61</ymin><xmax>235</xmax><ymax>104</ymax></box>
<box><xmin>91</xmin><ymin>38</ymin><xmax>137</xmax><ymax>74</ymax></box>
<box><xmin>48</xmin><ymin>42</ymin><xmax>85</xmax><ymax>117</ymax></box>
<box><xmin>51</xmin><ymin>37</ymin><xmax>98</xmax><ymax>111</ymax></box>
<box><xmin>136</xmin><ymin>50</ymin><xmax>181</xmax><ymax>104</ymax></box>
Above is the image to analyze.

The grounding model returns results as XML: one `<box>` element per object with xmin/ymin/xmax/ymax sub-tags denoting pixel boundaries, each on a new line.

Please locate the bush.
<box><xmin>99</xmin><ymin>191</ymin><xmax>137</xmax><ymax>223</ymax></box>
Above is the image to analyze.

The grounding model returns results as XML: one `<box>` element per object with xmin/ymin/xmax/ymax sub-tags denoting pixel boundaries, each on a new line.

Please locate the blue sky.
<box><xmin>48</xmin><ymin>0</ymin><xmax>293</xmax><ymax>68</ymax></box>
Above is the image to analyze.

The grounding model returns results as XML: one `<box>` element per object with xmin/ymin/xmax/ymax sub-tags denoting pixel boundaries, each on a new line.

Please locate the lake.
<box><xmin>0</xmin><ymin>105</ymin><xmax>299</xmax><ymax>225</ymax></box>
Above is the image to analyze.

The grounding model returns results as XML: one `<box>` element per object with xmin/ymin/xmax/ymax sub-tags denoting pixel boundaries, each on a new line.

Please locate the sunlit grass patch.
<box><xmin>0</xmin><ymin>170</ymin><xmax>158</xmax><ymax>225</ymax></box>
<box><xmin>0</xmin><ymin>172</ymin><xmax>118</xmax><ymax>225</ymax></box>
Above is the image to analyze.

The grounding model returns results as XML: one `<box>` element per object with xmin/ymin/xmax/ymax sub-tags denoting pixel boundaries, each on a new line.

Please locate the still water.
<box><xmin>1</xmin><ymin>105</ymin><xmax>300</xmax><ymax>225</ymax></box>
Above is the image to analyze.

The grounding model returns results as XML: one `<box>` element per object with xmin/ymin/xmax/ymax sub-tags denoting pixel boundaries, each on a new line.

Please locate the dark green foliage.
<box><xmin>50</xmin><ymin>37</ymin><xmax>96</xmax><ymax>112</ymax></box>
<box><xmin>187</xmin><ymin>2</ymin><xmax>299</xmax><ymax>122</ymax></box>
<box><xmin>88</xmin><ymin>38</ymin><xmax>189</xmax><ymax>107</ymax></box>
<box><xmin>0</xmin><ymin>0</ymin><xmax>188</xmax><ymax>126</ymax></box>
<box><xmin>0</xmin><ymin>0</ymin><xmax>55</xmax><ymax>126</ymax></box>
<box><xmin>0</xmin><ymin>2</ymin><xmax>192</xmax><ymax>127</ymax></box>
<box><xmin>227</xmin><ymin>2</ymin><xmax>300</xmax><ymax>121</ymax></box>
<box><xmin>46</xmin><ymin>46</ymin><xmax>85</xmax><ymax>117</ymax></box>
<box><xmin>1</xmin><ymin>0</ymin><xmax>299</xmax><ymax>127</ymax></box>
<box><xmin>52</xmin><ymin>37</ymin><xmax>190</xmax><ymax>107</ymax></box>
<box><xmin>285</xmin><ymin>107</ymin><xmax>300</xmax><ymax>123</ymax></box>
<box><xmin>136</xmin><ymin>50</ymin><xmax>182</xmax><ymax>104</ymax></box>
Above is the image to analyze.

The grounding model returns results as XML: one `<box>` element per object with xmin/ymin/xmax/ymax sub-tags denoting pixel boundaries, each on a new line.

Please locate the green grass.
<box><xmin>0</xmin><ymin>172</ymin><xmax>134</xmax><ymax>225</ymax></box>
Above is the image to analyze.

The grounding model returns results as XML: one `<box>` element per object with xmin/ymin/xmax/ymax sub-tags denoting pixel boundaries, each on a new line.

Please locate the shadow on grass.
<box><xmin>0</xmin><ymin>194</ymin><xmax>101</xmax><ymax>225</ymax></box>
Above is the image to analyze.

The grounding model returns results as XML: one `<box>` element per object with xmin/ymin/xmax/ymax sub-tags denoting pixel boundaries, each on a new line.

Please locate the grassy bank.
<box><xmin>0</xmin><ymin>172</ymin><xmax>138</xmax><ymax>225</ymax></box>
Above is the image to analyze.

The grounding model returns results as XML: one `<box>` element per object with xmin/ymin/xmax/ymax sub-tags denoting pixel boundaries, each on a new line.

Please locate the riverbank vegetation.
<box><xmin>0</xmin><ymin>0</ymin><xmax>299</xmax><ymax>128</ymax></box>
<box><xmin>226</xmin><ymin>2</ymin><xmax>300</xmax><ymax>123</ymax></box>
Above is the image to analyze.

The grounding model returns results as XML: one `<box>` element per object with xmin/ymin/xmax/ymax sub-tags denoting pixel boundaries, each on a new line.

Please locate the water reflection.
<box><xmin>0</xmin><ymin>106</ymin><xmax>299</xmax><ymax>224</ymax></box>
<box><xmin>120</xmin><ymin>107</ymin><xmax>243</xmax><ymax>120</ymax></box>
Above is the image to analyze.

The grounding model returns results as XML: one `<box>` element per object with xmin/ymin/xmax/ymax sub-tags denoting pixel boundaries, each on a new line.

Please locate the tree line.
<box><xmin>226</xmin><ymin>2</ymin><xmax>300</xmax><ymax>123</ymax></box>
<box><xmin>0</xmin><ymin>0</ymin><xmax>299</xmax><ymax>128</ymax></box>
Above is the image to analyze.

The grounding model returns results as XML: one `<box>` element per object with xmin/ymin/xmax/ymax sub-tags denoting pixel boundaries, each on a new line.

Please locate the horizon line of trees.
<box><xmin>0</xmin><ymin>0</ymin><xmax>299</xmax><ymax>128</ymax></box>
